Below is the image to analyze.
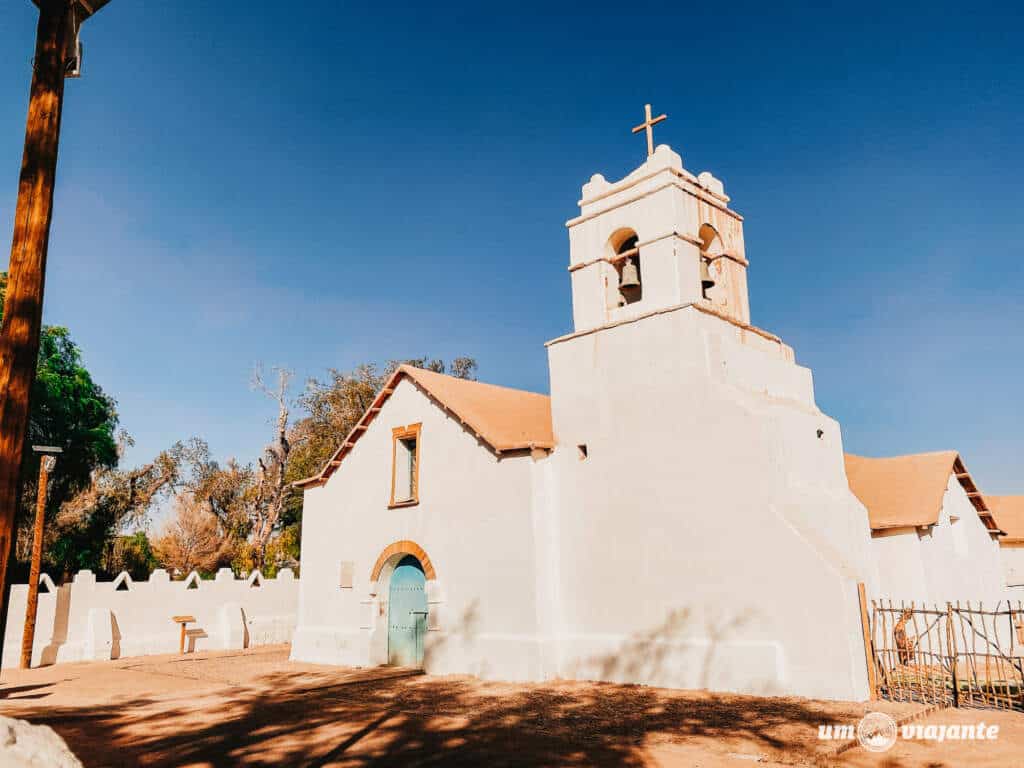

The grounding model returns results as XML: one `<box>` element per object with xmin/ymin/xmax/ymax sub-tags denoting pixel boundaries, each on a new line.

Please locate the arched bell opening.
<box><xmin>607</xmin><ymin>228</ymin><xmax>642</xmax><ymax>307</ymax></box>
<box><xmin>697</xmin><ymin>223</ymin><xmax>722</xmax><ymax>301</ymax></box>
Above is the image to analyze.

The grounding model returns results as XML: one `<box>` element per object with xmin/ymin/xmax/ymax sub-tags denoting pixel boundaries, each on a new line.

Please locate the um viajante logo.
<box><xmin>856</xmin><ymin>712</ymin><xmax>898</xmax><ymax>753</ymax></box>
<box><xmin>818</xmin><ymin>711</ymin><xmax>1000</xmax><ymax>753</ymax></box>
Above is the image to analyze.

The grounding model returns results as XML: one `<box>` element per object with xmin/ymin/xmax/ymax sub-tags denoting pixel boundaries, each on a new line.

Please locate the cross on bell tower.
<box><xmin>631</xmin><ymin>103</ymin><xmax>667</xmax><ymax>158</ymax></box>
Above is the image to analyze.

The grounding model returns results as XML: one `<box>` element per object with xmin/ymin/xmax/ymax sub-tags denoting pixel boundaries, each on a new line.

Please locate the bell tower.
<box><xmin>564</xmin><ymin>136</ymin><xmax>751</xmax><ymax>334</ymax></box>
<box><xmin>543</xmin><ymin>108</ymin><xmax>876</xmax><ymax>703</ymax></box>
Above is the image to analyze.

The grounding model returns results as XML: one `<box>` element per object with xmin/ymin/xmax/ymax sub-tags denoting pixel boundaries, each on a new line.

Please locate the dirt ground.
<box><xmin>0</xmin><ymin>645</ymin><xmax>1021</xmax><ymax>767</ymax></box>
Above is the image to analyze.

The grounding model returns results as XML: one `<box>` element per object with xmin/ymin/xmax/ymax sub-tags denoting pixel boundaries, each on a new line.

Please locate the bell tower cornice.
<box><xmin>562</xmin><ymin>140</ymin><xmax>752</xmax><ymax>334</ymax></box>
<box><xmin>567</xmin><ymin>144</ymin><xmax>741</xmax><ymax>230</ymax></box>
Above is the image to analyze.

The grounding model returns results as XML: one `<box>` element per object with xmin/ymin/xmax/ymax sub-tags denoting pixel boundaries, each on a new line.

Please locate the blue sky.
<box><xmin>1</xmin><ymin>1</ymin><xmax>1021</xmax><ymax>497</ymax></box>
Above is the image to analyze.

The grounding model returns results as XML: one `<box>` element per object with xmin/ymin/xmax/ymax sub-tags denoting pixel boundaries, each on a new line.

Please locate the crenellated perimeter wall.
<box><xmin>2</xmin><ymin>567</ymin><xmax>298</xmax><ymax>669</ymax></box>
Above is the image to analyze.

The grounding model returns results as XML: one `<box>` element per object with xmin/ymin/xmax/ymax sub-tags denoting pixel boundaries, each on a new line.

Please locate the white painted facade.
<box><xmin>292</xmin><ymin>144</ymin><xmax>879</xmax><ymax>701</ymax></box>
<box><xmin>293</xmin><ymin>380</ymin><xmax>549</xmax><ymax>679</ymax></box>
<box><xmin>989</xmin><ymin>497</ymin><xmax>1024</xmax><ymax>598</ymax></box>
<box><xmin>1003</xmin><ymin>546</ymin><xmax>1024</xmax><ymax>592</ymax></box>
<box><xmin>2</xmin><ymin>567</ymin><xmax>297</xmax><ymax>668</ymax></box>
<box><xmin>869</xmin><ymin>476</ymin><xmax>1007</xmax><ymax>605</ymax></box>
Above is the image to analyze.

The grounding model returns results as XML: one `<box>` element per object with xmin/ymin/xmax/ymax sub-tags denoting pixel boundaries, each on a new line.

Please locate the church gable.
<box><xmin>845</xmin><ymin>451</ymin><xmax>1001</xmax><ymax>535</ymax></box>
<box><xmin>295</xmin><ymin>365</ymin><xmax>554</xmax><ymax>490</ymax></box>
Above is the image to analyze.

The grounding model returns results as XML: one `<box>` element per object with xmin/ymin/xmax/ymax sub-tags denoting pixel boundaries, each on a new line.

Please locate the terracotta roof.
<box><xmin>987</xmin><ymin>496</ymin><xmax>1024</xmax><ymax>543</ymax></box>
<box><xmin>844</xmin><ymin>451</ymin><xmax>1002</xmax><ymax>534</ymax></box>
<box><xmin>295</xmin><ymin>365</ymin><xmax>554</xmax><ymax>489</ymax></box>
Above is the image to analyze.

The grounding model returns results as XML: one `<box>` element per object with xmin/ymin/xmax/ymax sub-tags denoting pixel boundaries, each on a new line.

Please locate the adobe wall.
<box><xmin>2</xmin><ymin>567</ymin><xmax>297</xmax><ymax>669</ymax></box>
<box><xmin>291</xmin><ymin>380</ymin><xmax>548</xmax><ymax>681</ymax></box>
<box><xmin>870</xmin><ymin>477</ymin><xmax>1012</xmax><ymax>605</ymax></box>
<box><xmin>918</xmin><ymin>476</ymin><xmax>1007</xmax><ymax>603</ymax></box>
<box><xmin>1003</xmin><ymin>544</ymin><xmax>1024</xmax><ymax>592</ymax></box>
<box><xmin>546</xmin><ymin>305</ymin><xmax>878</xmax><ymax>701</ymax></box>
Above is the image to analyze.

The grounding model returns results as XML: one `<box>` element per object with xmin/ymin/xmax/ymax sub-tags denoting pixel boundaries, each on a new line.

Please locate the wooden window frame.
<box><xmin>389</xmin><ymin>423</ymin><xmax>422</xmax><ymax>508</ymax></box>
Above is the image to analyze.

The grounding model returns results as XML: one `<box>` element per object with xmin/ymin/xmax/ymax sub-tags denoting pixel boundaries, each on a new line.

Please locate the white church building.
<box><xmin>291</xmin><ymin>140</ymin><xmax>882</xmax><ymax>701</ymax></box>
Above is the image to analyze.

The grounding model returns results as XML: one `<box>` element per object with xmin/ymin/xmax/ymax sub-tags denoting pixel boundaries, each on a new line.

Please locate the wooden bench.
<box><xmin>184</xmin><ymin>628</ymin><xmax>208</xmax><ymax>653</ymax></box>
<box><xmin>171</xmin><ymin>615</ymin><xmax>196</xmax><ymax>654</ymax></box>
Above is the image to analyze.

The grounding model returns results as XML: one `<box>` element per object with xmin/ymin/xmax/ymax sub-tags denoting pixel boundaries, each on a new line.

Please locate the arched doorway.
<box><xmin>387</xmin><ymin>555</ymin><xmax>428</xmax><ymax>667</ymax></box>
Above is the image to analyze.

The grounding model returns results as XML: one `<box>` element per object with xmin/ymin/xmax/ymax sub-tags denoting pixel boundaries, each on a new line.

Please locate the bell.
<box><xmin>619</xmin><ymin>257</ymin><xmax>641</xmax><ymax>290</ymax></box>
<box><xmin>700</xmin><ymin>258</ymin><xmax>716</xmax><ymax>291</ymax></box>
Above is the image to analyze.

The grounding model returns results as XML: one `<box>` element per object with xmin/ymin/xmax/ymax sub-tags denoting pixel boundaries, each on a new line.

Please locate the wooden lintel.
<box><xmin>609</xmin><ymin>246</ymin><xmax>640</xmax><ymax>263</ymax></box>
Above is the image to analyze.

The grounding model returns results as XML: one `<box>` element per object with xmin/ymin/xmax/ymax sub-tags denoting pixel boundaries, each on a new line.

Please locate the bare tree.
<box><xmin>248</xmin><ymin>366</ymin><xmax>293</xmax><ymax>570</ymax></box>
<box><xmin>186</xmin><ymin>367</ymin><xmax>294</xmax><ymax>572</ymax></box>
<box><xmin>189</xmin><ymin>456</ymin><xmax>254</xmax><ymax>539</ymax></box>
<box><xmin>49</xmin><ymin>436</ymin><xmax>204</xmax><ymax>579</ymax></box>
<box><xmin>153</xmin><ymin>493</ymin><xmax>233</xmax><ymax>575</ymax></box>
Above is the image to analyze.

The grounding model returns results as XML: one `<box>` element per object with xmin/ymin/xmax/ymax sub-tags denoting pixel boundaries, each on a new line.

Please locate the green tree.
<box><xmin>26</xmin><ymin>326</ymin><xmax>120</xmax><ymax>506</ymax></box>
<box><xmin>0</xmin><ymin>273</ymin><xmax>120</xmax><ymax>576</ymax></box>
<box><xmin>103</xmin><ymin>531</ymin><xmax>159</xmax><ymax>581</ymax></box>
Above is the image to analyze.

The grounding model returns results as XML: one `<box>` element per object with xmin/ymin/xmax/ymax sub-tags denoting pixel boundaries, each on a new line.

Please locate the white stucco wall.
<box><xmin>870</xmin><ymin>476</ymin><xmax>1008</xmax><ymax>606</ymax></box>
<box><xmin>922</xmin><ymin>475</ymin><xmax>1006</xmax><ymax>603</ymax></box>
<box><xmin>2</xmin><ymin>567</ymin><xmax>297</xmax><ymax>669</ymax></box>
<box><xmin>870</xmin><ymin>529</ymin><xmax>929</xmax><ymax>602</ymax></box>
<box><xmin>1002</xmin><ymin>544</ymin><xmax>1024</xmax><ymax>591</ymax></box>
<box><xmin>291</xmin><ymin>380</ymin><xmax>550</xmax><ymax>681</ymax></box>
<box><xmin>545</xmin><ymin>305</ymin><xmax>877</xmax><ymax>701</ymax></box>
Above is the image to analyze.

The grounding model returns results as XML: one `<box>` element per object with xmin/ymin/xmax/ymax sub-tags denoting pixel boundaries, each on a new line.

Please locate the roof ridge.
<box><xmin>295</xmin><ymin>366</ymin><xmax>554</xmax><ymax>489</ymax></box>
<box><xmin>845</xmin><ymin>449</ymin><xmax>958</xmax><ymax>461</ymax></box>
<box><xmin>397</xmin><ymin>364</ymin><xmax>550</xmax><ymax>398</ymax></box>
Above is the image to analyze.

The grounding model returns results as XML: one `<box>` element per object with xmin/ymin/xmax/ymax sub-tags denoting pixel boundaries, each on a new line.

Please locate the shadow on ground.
<box><xmin>3</xmin><ymin>660</ymin><xmax>907</xmax><ymax>768</ymax></box>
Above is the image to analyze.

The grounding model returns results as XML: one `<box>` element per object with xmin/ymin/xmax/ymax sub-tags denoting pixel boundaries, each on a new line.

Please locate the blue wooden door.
<box><xmin>388</xmin><ymin>556</ymin><xmax>427</xmax><ymax>667</ymax></box>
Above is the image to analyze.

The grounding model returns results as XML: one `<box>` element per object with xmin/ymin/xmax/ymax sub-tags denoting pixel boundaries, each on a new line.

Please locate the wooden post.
<box><xmin>857</xmin><ymin>582</ymin><xmax>877</xmax><ymax>699</ymax></box>
<box><xmin>0</xmin><ymin>1</ymin><xmax>74</xmax><ymax>640</ymax></box>
<box><xmin>947</xmin><ymin>602</ymin><xmax>959</xmax><ymax>708</ymax></box>
<box><xmin>19</xmin><ymin>454</ymin><xmax>54</xmax><ymax>668</ymax></box>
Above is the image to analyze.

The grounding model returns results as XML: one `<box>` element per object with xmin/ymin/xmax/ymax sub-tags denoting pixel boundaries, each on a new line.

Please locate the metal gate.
<box><xmin>868</xmin><ymin>598</ymin><xmax>1024</xmax><ymax>711</ymax></box>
